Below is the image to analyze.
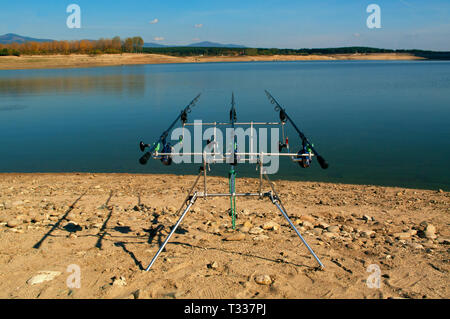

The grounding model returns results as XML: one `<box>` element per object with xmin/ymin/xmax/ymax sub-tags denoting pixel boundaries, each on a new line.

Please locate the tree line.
<box><xmin>143</xmin><ymin>46</ymin><xmax>401</xmax><ymax>57</ymax></box>
<box><xmin>0</xmin><ymin>36</ymin><xmax>144</xmax><ymax>56</ymax></box>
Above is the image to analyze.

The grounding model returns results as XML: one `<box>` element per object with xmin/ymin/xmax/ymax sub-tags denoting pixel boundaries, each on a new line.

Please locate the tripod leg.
<box><xmin>270</xmin><ymin>198</ymin><xmax>324</xmax><ymax>269</ymax></box>
<box><xmin>263</xmin><ymin>172</ymin><xmax>324</xmax><ymax>269</ymax></box>
<box><xmin>145</xmin><ymin>193</ymin><xmax>198</xmax><ymax>271</ymax></box>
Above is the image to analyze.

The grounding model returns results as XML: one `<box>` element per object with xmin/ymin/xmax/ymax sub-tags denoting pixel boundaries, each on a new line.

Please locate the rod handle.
<box><xmin>317</xmin><ymin>155</ymin><xmax>329</xmax><ymax>169</ymax></box>
<box><xmin>139</xmin><ymin>152</ymin><xmax>151</xmax><ymax>165</ymax></box>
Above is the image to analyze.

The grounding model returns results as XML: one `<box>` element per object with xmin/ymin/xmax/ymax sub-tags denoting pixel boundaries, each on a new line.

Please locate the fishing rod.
<box><xmin>229</xmin><ymin>93</ymin><xmax>237</xmax><ymax>229</ymax></box>
<box><xmin>139</xmin><ymin>93</ymin><xmax>202</xmax><ymax>165</ymax></box>
<box><xmin>264</xmin><ymin>90</ymin><xmax>329</xmax><ymax>169</ymax></box>
<box><xmin>230</xmin><ymin>92</ymin><xmax>238</xmax><ymax>165</ymax></box>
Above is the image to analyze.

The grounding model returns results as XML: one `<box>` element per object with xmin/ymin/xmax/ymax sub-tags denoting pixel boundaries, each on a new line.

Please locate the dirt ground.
<box><xmin>0</xmin><ymin>53</ymin><xmax>423</xmax><ymax>70</ymax></box>
<box><xmin>0</xmin><ymin>173</ymin><xmax>448</xmax><ymax>299</ymax></box>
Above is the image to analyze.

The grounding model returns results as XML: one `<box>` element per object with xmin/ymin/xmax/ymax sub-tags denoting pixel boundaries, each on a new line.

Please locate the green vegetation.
<box><xmin>143</xmin><ymin>46</ymin><xmax>450</xmax><ymax>59</ymax></box>
<box><xmin>143</xmin><ymin>46</ymin><xmax>396</xmax><ymax>57</ymax></box>
<box><xmin>1</xmin><ymin>37</ymin><xmax>449</xmax><ymax>60</ymax></box>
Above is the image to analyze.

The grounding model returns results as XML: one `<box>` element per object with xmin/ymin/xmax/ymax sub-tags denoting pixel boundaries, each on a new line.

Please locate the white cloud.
<box><xmin>150</xmin><ymin>18</ymin><xmax>159</xmax><ymax>24</ymax></box>
<box><xmin>194</xmin><ymin>24</ymin><xmax>203</xmax><ymax>28</ymax></box>
<box><xmin>154</xmin><ymin>36</ymin><xmax>164</xmax><ymax>41</ymax></box>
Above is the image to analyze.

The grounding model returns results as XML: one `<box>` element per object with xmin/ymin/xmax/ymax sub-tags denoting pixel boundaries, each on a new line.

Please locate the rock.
<box><xmin>239</xmin><ymin>226</ymin><xmax>250</xmax><ymax>233</ymax></box>
<box><xmin>316</xmin><ymin>221</ymin><xmax>330</xmax><ymax>229</ymax></box>
<box><xmin>360</xmin><ymin>230</ymin><xmax>375</xmax><ymax>238</ymax></box>
<box><xmin>243</xmin><ymin>221</ymin><xmax>252</xmax><ymax>229</ymax></box>
<box><xmin>362</xmin><ymin>215</ymin><xmax>372</xmax><ymax>222</ymax></box>
<box><xmin>31</xmin><ymin>215</ymin><xmax>43</xmax><ymax>223</ymax></box>
<box><xmin>3</xmin><ymin>201</ymin><xmax>12</xmax><ymax>209</ymax></box>
<box><xmin>301</xmin><ymin>221</ymin><xmax>314</xmax><ymax>229</ymax></box>
<box><xmin>312</xmin><ymin>228</ymin><xmax>323</xmax><ymax>236</ymax></box>
<box><xmin>253</xmin><ymin>235</ymin><xmax>269</xmax><ymax>241</ymax></box>
<box><xmin>409</xmin><ymin>243</ymin><xmax>424</xmax><ymax>250</ymax></box>
<box><xmin>342</xmin><ymin>225</ymin><xmax>354</xmax><ymax>233</ymax></box>
<box><xmin>324</xmin><ymin>232</ymin><xmax>337</xmax><ymax>239</ymax></box>
<box><xmin>436</xmin><ymin>238</ymin><xmax>450</xmax><ymax>245</ymax></box>
<box><xmin>224</xmin><ymin>233</ymin><xmax>245</xmax><ymax>241</ymax></box>
<box><xmin>298</xmin><ymin>215</ymin><xmax>315</xmax><ymax>223</ymax></box>
<box><xmin>207</xmin><ymin>261</ymin><xmax>219</xmax><ymax>269</ymax></box>
<box><xmin>424</xmin><ymin>230</ymin><xmax>437</xmax><ymax>240</ymax></box>
<box><xmin>241</xmin><ymin>209</ymin><xmax>250</xmax><ymax>216</ymax></box>
<box><xmin>27</xmin><ymin>271</ymin><xmax>62</xmax><ymax>285</ymax></box>
<box><xmin>249</xmin><ymin>227</ymin><xmax>264</xmax><ymax>235</ymax></box>
<box><xmin>418</xmin><ymin>223</ymin><xmax>437</xmax><ymax>239</ymax></box>
<box><xmin>112</xmin><ymin>276</ymin><xmax>127</xmax><ymax>287</ymax></box>
<box><xmin>133</xmin><ymin>289</ymin><xmax>151</xmax><ymax>299</ymax></box>
<box><xmin>6</xmin><ymin>219</ymin><xmax>20</xmax><ymax>228</ymax></box>
<box><xmin>326</xmin><ymin>225</ymin><xmax>340</xmax><ymax>233</ymax></box>
<box><xmin>394</xmin><ymin>232</ymin><xmax>411</xmax><ymax>240</ymax></box>
<box><xmin>425</xmin><ymin>224</ymin><xmax>436</xmax><ymax>234</ymax></box>
<box><xmin>255</xmin><ymin>275</ymin><xmax>272</xmax><ymax>285</ymax></box>
<box><xmin>262</xmin><ymin>221</ymin><xmax>280</xmax><ymax>231</ymax></box>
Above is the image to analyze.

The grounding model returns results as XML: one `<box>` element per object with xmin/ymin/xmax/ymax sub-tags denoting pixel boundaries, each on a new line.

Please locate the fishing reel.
<box><xmin>279</xmin><ymin>137</ymin><xmax>289</xmax><ymax>152</ymax></box>
<box><xmin>139</xmin><ymin>141</ymin><xmax>173</xmax><ymax>166</ymax></box>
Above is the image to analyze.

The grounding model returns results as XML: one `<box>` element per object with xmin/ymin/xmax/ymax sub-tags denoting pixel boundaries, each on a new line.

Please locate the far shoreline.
<box><xmin>0</xmin><ymin>52</ymin><xmax>426</xmax><ymax>71</ymax></box>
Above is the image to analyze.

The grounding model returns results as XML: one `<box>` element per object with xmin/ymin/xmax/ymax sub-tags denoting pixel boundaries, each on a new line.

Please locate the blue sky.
<box><xmin>1</xmin><ymin>0</ymin><xmax>449</xmax><ymax>50</ymax></box>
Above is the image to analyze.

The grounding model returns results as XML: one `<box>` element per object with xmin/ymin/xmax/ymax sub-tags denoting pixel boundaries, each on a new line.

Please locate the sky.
<box><xmin>1</xmin><ymin>0</ymin><xmax>449</xmax><ymax>50</ymax></box>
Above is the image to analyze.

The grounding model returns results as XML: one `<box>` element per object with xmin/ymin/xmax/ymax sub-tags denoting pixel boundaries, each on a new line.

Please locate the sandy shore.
<box><xmin>0</xmin><ymin>173</ymin><xmax>448</xmax><ymax>299</ymax></box>
<box><xmin>0</xmin><ymin>53</ymin><xmax>424</xmax><ymax>70</ymax></box>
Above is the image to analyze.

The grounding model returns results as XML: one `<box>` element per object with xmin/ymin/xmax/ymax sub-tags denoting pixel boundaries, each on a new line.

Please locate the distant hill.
<box><xmin>144</xmin><ymin>41</ymin><xmax>246</xmax><ymax>48</ymax></box>
<box><xmin>186</xmin><ymin>41</ymin><xmax>246</xmax><ymax>48</ymax></box>
<box><xmin>0</xmin><ymin>33</ymin><xmax>53</xmax><ymax>44</ymax></box>
<box><xmin>1</xmin><ymin>34</ymin><xmax>246</xmax><ymax>48</ymax></box>
<box><xmin>143</xmin><ymin>42</ymin><xmax>168</xmax><ymax>48</ymax></box>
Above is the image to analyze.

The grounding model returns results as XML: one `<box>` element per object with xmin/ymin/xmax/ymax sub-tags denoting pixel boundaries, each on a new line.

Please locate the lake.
<box><xmin>0</xmin><ymin>60</ymin><xmax>449</xmax><ymax>191</ymax></box>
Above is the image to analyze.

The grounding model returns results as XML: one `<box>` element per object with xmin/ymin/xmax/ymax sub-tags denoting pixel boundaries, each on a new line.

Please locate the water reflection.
<box><xmin>0</xmin><ymin>104</ymin><xmax>28</xmax><ymax>112</ymax></box>
<box><xmin>0</xmin><ymin>73</ymin><xmax>146</xmax><ymax>96</ymax></box>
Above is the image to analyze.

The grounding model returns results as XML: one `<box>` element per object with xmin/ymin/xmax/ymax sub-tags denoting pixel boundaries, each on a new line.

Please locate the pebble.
<box><xmin>27</xmin><ymin>271</ymin><xmax>62</xmax><ymax>285</ymax></box>
<box><xmin>409</xmin><ymin>243</ymin><xmax>424</xmax><ymax>250</ymax></box>
<box><xmin>316</xmin><ymin>221</ymin><xmax>330</xmax><ymax>229</ymax></box>
<box><xmin>301</xmin><ymin>221</ymin><xmax>314</xmax><ymax>229</ymax></box>
<box><xmin>112</xmin><ymin>276</ymin><xmax>127</xmax><ymax>287</ymax></box>
<box><xmin>253</xmin><ymin>235</ymin><xmax>269</xmax><ymax>241</ymax></box>
<box><xmin>207</xmin><ymin>261</ymin><xmax>219</xmax><ymax>269</ymax></box>
<box><xmin>342</xmin><ymin>225</ymin><xmax>354</xmax><ymax>233</ymax></box>
<box><xmin>362</xmin><ymin>215</ymin><xmax>373</xmax><ymax>222</ymax></box>
<box><xmin>312</xmin><ymin>228</ymin><xmax>323</xmax><ymax>236</ymax></box>
<box><xmin>243</xmin><ymin>221</ymin><xmax>252</xmax><ymax>229</ymax></box>
<box><xmin>326</xmin><ymin>225</ymin><xmax>340</xmax><ymax>233</ymax></box>
<box><xmin>224</xmin><ymin>233</ymin><xmax>246</xmax><ymax>241</ymax></box>
<box><xmin>249</xmin><ymin>227</ymin><xmax>264</xmax><ymax>235</ymax></box>
<box><xmin>360</xmin><ymin>230</ymin><xmax>375</xmax><ymax>238</ymax></box>
<box><xmin>6</xmin><ymin>219</ymin><xmax>20</xmax><ymax>228</ymax></box>
<box><xmin>298</xmin><ymin>215</ymin><xmax>315</xmax><ymax>223</ymax></box>
<box><xmin>3</xmin><ymin>201</ymin><xmax>12</xmax><ymax>209</ymax></box>
<box><xmin>394</xmin><ymin>232</ymin><xmax>411</xmax><ymax>240</ymax></box>
<box><xmin>262</xmin><ymin>221</ymin><xmax>280</xmax><ymax>231</ymax></box>
<box><xmin>255</xmin><ymin>275</ymin><xmax>272</xmax><ymax>285</ymax></box>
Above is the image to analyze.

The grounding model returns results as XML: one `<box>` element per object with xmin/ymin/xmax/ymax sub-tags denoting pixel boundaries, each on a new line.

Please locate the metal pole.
<box><xmin>271</xmin><ymin>198</ymin><xmax>324</xmax><ymax>269</ymax></box>
<box><xmin>263</xmin><ymin>173</ymin><xmax>324</xmax><ymax>269</ymax></box>
<box><xmin>203</xmin><ymin>152</ymin><xmax>207</xmax><ymax>199</ymax></box>
<box><xmin>145</xmin><ymin>193</ymin><xmax>198</xmax><ymax>271</ymax></box>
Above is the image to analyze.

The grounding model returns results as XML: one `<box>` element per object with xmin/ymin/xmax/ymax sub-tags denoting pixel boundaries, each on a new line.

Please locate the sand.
<box><xmin>0</xmin><ymin>173</ymin><xmax>448</xmax><ymax>299</ymax></box>
<box><xmin>0</xmin><ymin>53</ymin><xmax>424</xmax><ymax>70</ymax></box>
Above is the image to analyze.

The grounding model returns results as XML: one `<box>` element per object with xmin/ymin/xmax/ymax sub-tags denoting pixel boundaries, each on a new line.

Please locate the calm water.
<box><xmin>0</xmin><ymin>61</ymin><xmax>449</xmax><ymax>191</ymax></box>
